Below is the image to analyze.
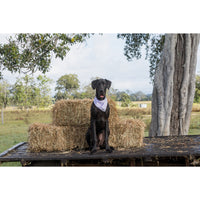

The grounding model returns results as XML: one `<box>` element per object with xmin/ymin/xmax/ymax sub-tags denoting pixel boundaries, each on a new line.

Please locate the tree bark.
<box><xmin>150</xmin><ymin>34</ymin><xmax>200</xmax><ymax>136</ymax></box>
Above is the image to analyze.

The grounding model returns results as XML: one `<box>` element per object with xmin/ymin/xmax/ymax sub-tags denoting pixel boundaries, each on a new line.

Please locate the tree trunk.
<box><xmin>150</xmin><ymin>34</ymin><xmax>200</xmax><ymax>137</ymax></box>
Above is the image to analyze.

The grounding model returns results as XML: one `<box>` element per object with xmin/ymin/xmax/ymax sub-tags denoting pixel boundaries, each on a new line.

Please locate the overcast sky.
<box><xmin>1</xmin><ymin>33</ymin><xmax>200</xmax><ymax>96</ymax></box>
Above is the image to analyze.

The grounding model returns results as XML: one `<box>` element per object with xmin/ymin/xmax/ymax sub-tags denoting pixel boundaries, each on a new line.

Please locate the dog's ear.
<box><xmin>91</xmin><ymin>80</ymin><xmax>98</xmax><ymax>89</ymax></box>
<box><xmin>105</xmin><ymin>79</ymin><xmax>111</xmax><ymax>89</ymax></box>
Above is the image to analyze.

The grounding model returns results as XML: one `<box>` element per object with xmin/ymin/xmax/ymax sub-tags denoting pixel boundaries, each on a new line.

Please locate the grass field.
<box><xmin>0</xmin><ymin>109</ymin><xmax>52</xmax><ymax>166</ymax></box>
<box><xmin>0</xmin><ymin>101</ymin><xmax>200</xmax><ymax>166</ymax></box>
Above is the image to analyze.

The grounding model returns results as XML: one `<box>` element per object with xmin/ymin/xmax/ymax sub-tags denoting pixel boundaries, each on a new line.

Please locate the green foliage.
<box><xmin>111</xmin><ymin>89</ymin><xmax>151</xmax><ymax>102</ymax></box>
<box><xmin>0</xmin><ymin>41</ymin><xmax>20</xmax><ymax>79</ymax></box>
<box><xmin>0</xmin><ymin>80</ymin><xmax>10</xmax><ymax>108</ymax></box>
<box><xmin>12</xmin><ymin>75</ymin><xmax>36</xmax><ymax>109</ymax></box>
<box><xmin>134</xmin><ymin>91</ymin><xmax>146</xmax><ymax>101</ymax></box>
<box><xmin>117</xmin><ymin>34</ymin><xmax>165</xmax><ymax>82</ymax></box>
<box><xmin>81</xmin><ymin>83</ymin><xmax>95</xmax><ymax>99</ymax></box>
<box><xmin>108</xmin><ymin>87</ymin><xmax>118</xmax><ymax>100</ymax></box>
<box><xmin>77</xmin><ymin>77</ymin><xmax>103</xmax><ymax>99</ymax></box>
<box><xmin>12</xmin><ymin>75</ymin><xmax>53</xmax><ymax>109</ymax></box>
<box><xmin>194</xmin><ymin>75</ymin><xmax>200</xmax><ymax>103</ymax></box>
<box><xmin>118</xmin><ymin>34</ymin><xmax>150</xmax><ymax>60</ymax></box>
<box><xmin>0</xmin><ymin>33</ymin><xmax>89</xmax><ymax>79</ymax></box>
<box><xmin>35</xmin><ymin>75</ymin><xmax>53</xmax><ymax>107</ymax></box>
<box><xmin>54</xmin><ymin>74</ymin><xmax>80</xmax><ymax>100</ymax></box>
<box><xmin>115</xmin><ymin>91</ymin><xmax>126</xmax><ymax>101</ymax></box>
<box><xmin>121</xmin><ymin>93</ymin><xmax>131</xmax><ymax>107</ymax></box>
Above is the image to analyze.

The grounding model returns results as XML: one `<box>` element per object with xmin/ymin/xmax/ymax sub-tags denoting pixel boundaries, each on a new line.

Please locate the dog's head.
<box><xmin>91</xmin><ymin>79</ymin><xmax>111</xmax><ymax>100</ymax></box>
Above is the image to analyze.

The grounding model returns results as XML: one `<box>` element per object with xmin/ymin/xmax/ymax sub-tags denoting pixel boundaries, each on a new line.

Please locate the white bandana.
<box><xmin>93</xmin><ymin>97</ymin><xmax>108</xmax><ymax>112</ymax></box>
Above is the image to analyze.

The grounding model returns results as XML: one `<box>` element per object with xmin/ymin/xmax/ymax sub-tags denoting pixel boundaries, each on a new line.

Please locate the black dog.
<box><xmin>86</xmin><ymin>79</ymin><xmax>113</xmax><ymax>154</ymax></box>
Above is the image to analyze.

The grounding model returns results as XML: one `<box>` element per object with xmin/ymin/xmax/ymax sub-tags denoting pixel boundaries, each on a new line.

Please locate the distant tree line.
<box><xmin>2</xmin><ymin>72</ymin><xmax>200</xmax><ymax>114</ymax></box>
<box><xmin>0</xmin><ymin>75</ymin><xmax>53</xmax><ymax>124</ymax></box>
<box><xmin>3</xmin><ymin>72</ymin><xmax>200</xmax><ymax>112</ymax></box>
<box><xmin>1</xmin><ymin>72</ymin><xmax>200</xmax><ymax>124</ymax></box>
<box><xmin>54</xmin><ymin>74</ymin><xmax>152</xmax><ymax>104</ymax></box>
<box><xmin>0</xmin><ymin>75</ymin><xmax>53</xmax><ymax>110</ymax></box>
<box><xmin>0</xmin><ymin>73</ymin><xmax>152</xmax><ymax>111</ymax></box>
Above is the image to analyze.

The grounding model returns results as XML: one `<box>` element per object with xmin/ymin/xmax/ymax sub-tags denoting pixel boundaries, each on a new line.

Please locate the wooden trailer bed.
<box><xmin>1</xmin><ymin>135</ymin><xmax>200</xmax><ymax>166</ymax></box>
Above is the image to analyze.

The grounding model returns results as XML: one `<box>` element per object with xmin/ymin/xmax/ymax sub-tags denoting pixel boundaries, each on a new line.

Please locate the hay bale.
<box><xmin>28</xmin><ymin>123</ymin><xmax>66</xmax><ymax>152</ymax></box>
<box><xmin>62</xmin><ymin>125</ymin><xmax>89</xmax><ymax>150</ymax></box>
<box><xmin>109</xmin><ymin>119</ymin><xmax>145</xmax><ymax>149</ymax></box>
<box><xmin>28</xmin><ymin>99</ymin><xmax>145</xmax><ymax>152</ymax></box>
<box><xmin>52</xmin><ymin>98</ymin><xmax>119</xmax><ymax>126</ymax></box>
<box><xmin>52</xmin><ymin>99</ymin><xmax>92</xmax><ymax>126</ymax></box>
<box><xmin>108</xmin><ymin>98</ymin><xmax>119</xmax><ymax>126</ymax></box>
<box><xmin>28</xmin><ymin>123</ymin><xmax>89</xmax><ymax>152</ymax></box>
<box><xmin>109</xmin><ymin>122</ymin><xmax>126</xmax><ymax>148</ymax></box>
<box><xmin>120</xmin><ymin>119</ymin><xmax>145</xmax><ymax>148</ymax></box>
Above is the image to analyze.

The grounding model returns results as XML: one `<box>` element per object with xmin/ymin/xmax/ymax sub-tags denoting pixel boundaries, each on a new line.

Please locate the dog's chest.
<box><xmin>91</xmin><ymin>103</ymin><xmax>110</xmax><ymax>121</ymax></box>
<box><xmin>93</xmin><ymin>106</ymin><xmax>109</xmax><ymax>131</ymax></box>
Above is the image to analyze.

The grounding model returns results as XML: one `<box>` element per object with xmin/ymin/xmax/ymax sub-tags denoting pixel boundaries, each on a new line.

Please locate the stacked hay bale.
<box><xmin>52</xmin><ymin>99</ymin><xmax>119</xmax><ymax>150</ymax></box>
<box><xmin>28</xmin><ymin>123</ymin><xmax>67</xmax><ymax>152</ymax></box>
<box><xmin>52</xmin><ymin>99</ymin><xmax>92</xmax><ymax>150</ymax></box>
<box><xmin>109</xmin><ymin>119</ymin><xmax>145</xmax><ymax>149</ymax></box>
<box><xmin>28</xmin><ymin>99</ymin><xmax>91</xmax><ymax>152</ymax></box>
<box><xmin>28</xmin><ymin>98</ymin><xmax>145</xmax><ymax>152</ymax></box>
<box><xmin>52</xmin><ymin>99</ymin><xmax>92</xmax><ymax>126</ymax></box>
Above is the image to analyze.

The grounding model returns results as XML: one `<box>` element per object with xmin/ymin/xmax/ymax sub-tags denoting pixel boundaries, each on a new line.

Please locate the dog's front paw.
<box><xmin>110</xmin><ymin>146</ymin><xmax>114</xmax><ymax>151</ymax></box>
<box><xmin>106</xmin><ymin>148</ymin><xmax>113</xmax><ymax>153</ymax></box>
<box><xmin>91</xmin><ymin>148</ymin><xmax>97</xmax><ymax>154</ymax></box>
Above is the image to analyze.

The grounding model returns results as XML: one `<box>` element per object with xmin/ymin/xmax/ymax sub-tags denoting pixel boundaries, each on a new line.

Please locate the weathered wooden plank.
<box><xmin>130</xmin><ymin>159</ymin><xmax>135</xmax><ymax>166</ymax></box>
<box><xmin>0</xmin><ymin>142</ymin><xmax>25</xmax><ymax>158</ymax></box>
<box><xmin>1</xmin><ymin>135</ymin><xmax>200</xmax><ymax>166</ymax></box>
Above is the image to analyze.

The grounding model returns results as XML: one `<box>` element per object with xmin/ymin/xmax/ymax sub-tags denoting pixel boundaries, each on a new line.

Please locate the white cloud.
<box><xmin>46</xmin><ymin>34</ymin><xmax>153</xmax><ymax>94</ymax></box>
